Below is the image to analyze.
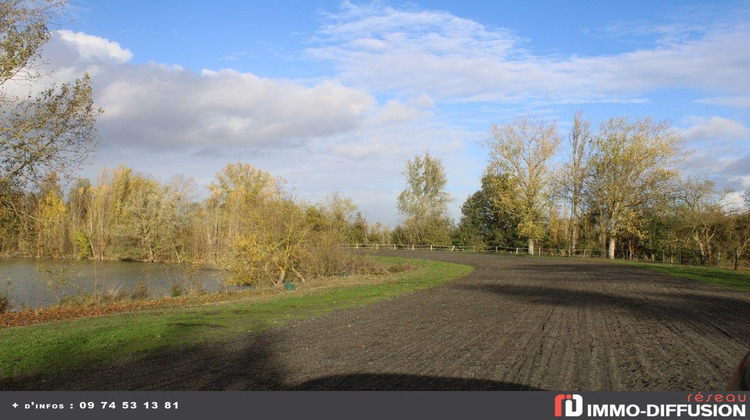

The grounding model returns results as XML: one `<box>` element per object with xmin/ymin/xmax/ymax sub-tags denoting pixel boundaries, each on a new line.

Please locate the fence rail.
<box><xmin>342</xmin><ymin>243</ymin><xmax>605</xmax><ymax>258</ymax></box>
<box><xmin>343</xmin><ymin>244</ymin><xmax>748</xmax><ymax>266</ymax></box>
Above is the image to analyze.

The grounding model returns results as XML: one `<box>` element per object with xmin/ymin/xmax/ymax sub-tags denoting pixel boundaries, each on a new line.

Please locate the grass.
<box><xmin>516</xmin><ymin>251</ymin><xmax>750</xmax><ymax>291</ymax></box>
<box><xmin>0</xmin><ymin>256</ymin><xmax>472</xmax><ymax>384</ymax></box>
<box><xmin>624</xmin><ymin>261</ymin><xmax>750</xmax><ymax>291</ymax></box>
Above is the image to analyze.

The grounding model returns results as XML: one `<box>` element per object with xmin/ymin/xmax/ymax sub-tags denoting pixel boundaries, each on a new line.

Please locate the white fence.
<box><xmin>342</xmin><ymin>243</ymin><xmax>604</xmax><ymax>257</ymax></box>
<box><xmin>342</xmin><ymin>243</ymin><xmax>476</xmax><ymax>252</ymax></box>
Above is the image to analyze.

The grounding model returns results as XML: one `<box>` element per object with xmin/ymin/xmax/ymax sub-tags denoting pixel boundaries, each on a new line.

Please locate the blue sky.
<box><xmin>33</xmin><ymin>0</ymin><xmax>750</xmax><ymax>224</ymax></box>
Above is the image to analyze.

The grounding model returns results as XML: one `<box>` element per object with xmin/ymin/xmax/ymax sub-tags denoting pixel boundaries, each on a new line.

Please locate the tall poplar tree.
<box><xmin>396</xmin><ymin>152</ymin><xmax>452</xmax><ymax>245</ymax></box>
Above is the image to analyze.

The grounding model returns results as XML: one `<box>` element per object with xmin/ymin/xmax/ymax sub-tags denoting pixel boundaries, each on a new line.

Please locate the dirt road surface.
<box><xmin>11</xmin><ymin>252</ymin><xmax>750</xmax><ymax>390</ymax></box>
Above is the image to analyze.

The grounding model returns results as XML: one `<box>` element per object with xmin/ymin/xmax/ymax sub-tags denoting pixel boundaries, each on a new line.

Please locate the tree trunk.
<box><xmin>571</xmin><ymin>224</ymin><xmax>578</xmax><ymax>256</ymax></box>
<box><xmin>528</xmin><ymin>238</ymin><xmax>534</xmax><ymax>256</ymax></box>
<box><xmin>608</xmin><ymin>237</ymin><xmax>616</xmax><ymax>259</ymax></box>
<box><xmin>735</xmin><ymin>247</ymin><xmax>740</xmax><ymax>271</ymax></box>
<box><xmin>628</xmin><ymin>240</ymin><xmax>635</xmax><ymax>260</ymax></box>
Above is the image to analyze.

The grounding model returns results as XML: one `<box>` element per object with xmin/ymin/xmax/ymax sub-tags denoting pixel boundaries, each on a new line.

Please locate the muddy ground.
<box><xmin>9</xmin><ymin>252</ymin><xmax>750</xmax><ymax>390</ymax></box>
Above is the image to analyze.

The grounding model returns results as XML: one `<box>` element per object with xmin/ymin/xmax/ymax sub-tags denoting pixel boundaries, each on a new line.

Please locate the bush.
<box><xmin>98</xmin><ymin>283</ymin><xmax>125</xmax><ymax>303</ymax></box>
<box><xmin>298</xmin><ymin>230</ymin><xmax>351</xmax><ymax>278</ymax></box>
<box><xmin>344</xmin><ymin>257</ymin><xmax>388</xmax><ymax>275</ymax></box>
<box><xmin>386</xmin><ymin>262</ymin><xmax>417</xmax><ymax>274</ymax></box>
<box><xmin>72</xmin><ymin>231</ymin><xmax>92</xmax><ymax>259</ymax></box>
<box><xmin>170</xmin><ymin>283</ymin><xmax>184</xmax><ymax>297</ymax></box>
<box><xmin>130</xmin><ymin>282</ymin><xmax>149</xmax><ymax>300</ymax></box>
<box><xmin>0</xmin><ymin>292</ymin><xmax>9</xmax><ymax>313</ymax></box>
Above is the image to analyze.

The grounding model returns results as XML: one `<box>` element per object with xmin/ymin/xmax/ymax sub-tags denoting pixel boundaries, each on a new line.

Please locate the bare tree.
<box><xmin>486</xmin><ymin>116</ymin><xmax>561</xmax><ymax>255</ymax></box>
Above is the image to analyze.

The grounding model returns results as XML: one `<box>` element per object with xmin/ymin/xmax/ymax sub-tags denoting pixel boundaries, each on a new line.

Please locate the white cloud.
<box><xmin>680</xmin><ymin>116</ymin><xmax>750</xmax><ymax>192</ymax></box>
<box><xmin>40</xmin><ymin>31</ymin><xmax>378</xmax><ymax>150</ymax></box>
<box><xmin>55</xmin><ymin>30</ymin><xmax>133</xmax><ymax>63</ymax></box>
<box><xmin>309</xmin><ymin>3</ymin><xmax>750</xmax><ymax>105</ymax></box>
<box><xmin>696</xmin><ymin>96</ymin><xmax>750</xmax><ymax>108</ymax></box>
<box><xmin>682</xmin><ymin>116</ymin><xmax>750</xmax><ymax>143</ymax></box>
<box><xmin>374</xmin><ymin>94</ymin><xmax>435</xmax><ymax>125</ymax></box>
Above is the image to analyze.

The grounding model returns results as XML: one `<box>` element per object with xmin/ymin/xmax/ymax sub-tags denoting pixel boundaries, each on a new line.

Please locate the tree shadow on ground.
<box><xmin>2</xmin><ymin>328</ymin><xmax>540</xmax><ymax>391</ymax></box>
<box><xmin>288</xmin><ymin>373</ymin><xmax>543</xmax><ymax>391</ymax></box>
<box><xmin>2</xmin><ymin>330</ymin><xmax>287</xmax><ymax>391</ymax></box>
<box><xmin>456</xmin><ymin>282</ymin><xmax>750</xmax><ymax>342</ymax></box>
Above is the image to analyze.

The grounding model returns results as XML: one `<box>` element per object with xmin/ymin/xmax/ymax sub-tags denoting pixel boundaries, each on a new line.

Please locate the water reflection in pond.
<box><xmin>0</xmin><ymin>258</ymin><xmax>238</xmax><ymax>311</ymax></box>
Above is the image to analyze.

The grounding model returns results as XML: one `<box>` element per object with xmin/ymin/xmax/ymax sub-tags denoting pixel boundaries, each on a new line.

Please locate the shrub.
<box><xmin>0</xmin><ymin>292</ymin><xmax>9</xmax><ymax>313</ymax></box>
<box><xmin>99</xmin><ymin>283</ymin><xmax>125</xmax><ymax>303</ymax></box>
<box><xmin>386</xmin><ymin>262</ymin><xmax>418</xmax><ymax>274</ymax></box>
<box><xmin>73</xmin><ymin>231</ymin><xmax>92</xmax><ymax>259</ymax></box>
<box><xmin>344</xmin><ymin>257</ymin><xmax>388</xmax><ymax>276</ymax></box>
<box><xmin>130</xmin><ymin>282</ymin><xmax>149</xmax><ymax>300</ymax></box>
<box><xmin>298</xmin><ymin>230</ymin><xmax>351</xmax><ymax>278</ymax></box>
<box><xmin>170</xmin><ymin>283</ymin><xmax>184</xmax><ymax>297</ymax></box>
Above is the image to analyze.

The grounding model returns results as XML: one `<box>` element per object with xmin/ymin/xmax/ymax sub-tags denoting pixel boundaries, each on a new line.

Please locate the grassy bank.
<box><xmin>0</xmin><ymin>256</ymin><xmax>472</xmax><ymax>383</ymax></box>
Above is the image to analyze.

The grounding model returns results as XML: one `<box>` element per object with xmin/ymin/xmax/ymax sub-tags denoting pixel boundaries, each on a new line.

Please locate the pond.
<box><xmin>0</xmin><ymin>258</ymin><xmax>237</xmax><ymax>311</ymax></box>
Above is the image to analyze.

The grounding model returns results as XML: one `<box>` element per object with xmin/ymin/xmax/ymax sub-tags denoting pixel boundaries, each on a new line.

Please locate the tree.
<box><xmin>486</xmin><ymin>116</ymin><xmax>561</xmax><ymax>255</ymax></box>
<box><xmin>0</xmin><ymin>0</ymin><xmax>100</xmax><ymax>191</ymax></box>
<box><xmin>77</xmin><ymin>165</ymin><xmax>141</xmax><ymax>260</ymax></box>
<box><xmin>33</xmin><ymin>172</ymin><xmax>67</xmax><ymax>257</ymax></box>
<box><xmin>396</xmin><ymin>152</ymin><xmax>452</xmax><ymax>245</ymax></box>
<box><xmin>122</xmin><ymin>175</ymin><xmax>174</xmax><ymax>262</ymax></box>
<box><xmin>560</xmin><ymin>111</ymin><xmax>591</xmax><ymax>255</ymax></box>
<box><xmin>197</xmin><ymin>162</ymin><xmax>282</xmax><ymax>266</ymax></box>
<box><xmin>207</xmin><ymin>162</ymin><xmax>315</xmax><ymax>286</ymax></box>
<box><xmin>586</xmin><ymin>116</ymin><xmax>684</xmax><ymax>259</ymax></box>
<box><xmin>456</xmin><ymin>173</ymin><xmax>520</xmax><ymax>248</ymax></box>
<box><xmin>722</xmin><ymin>190</ymin><xmax>750</xmax><ymax>271</ymax></box>
<box><xmin>311</xmin><ymin>192</ymin><xmax>360</xmax><ymax>241</ymax></box>
<box><xmin>162</xmin><ymin>174</ymin><xmax>197</xmax><ymax>263</ymax></box>
<box><xmin>230</xmin><ymin>198</ymin><xmax>311</xmax><ymax>286</ymax></box>
<box><xmin>674</xmin><ymin>178</ymin><xmax>726</xmax><ymax>265</ymax></box>
<box><xmin>66</xmin><ymin>177</ymin><xmax>91</xmax><ymax>259</ymax></box>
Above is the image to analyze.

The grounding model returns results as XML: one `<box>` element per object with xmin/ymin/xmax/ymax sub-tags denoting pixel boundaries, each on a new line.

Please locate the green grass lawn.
<box><xmin>0</xmin><ymin>257</ymin><xmax>472</xmax><ymax>383</ymax></box>
<box><xmin>625</xmin><ymin>261</ymin><xmax>750</xmax><ymax>291</ymax></box>
<box><xmin>526</xmin><ymin>252</ymin><xmax>750</xmax><ymax>291</ymax></box>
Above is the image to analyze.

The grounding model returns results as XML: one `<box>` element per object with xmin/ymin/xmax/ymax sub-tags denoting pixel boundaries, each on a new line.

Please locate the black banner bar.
<box><xmin>0</xmin><ymin>391</ymin><xmax>748</xmax><ymax>420</ymax></box>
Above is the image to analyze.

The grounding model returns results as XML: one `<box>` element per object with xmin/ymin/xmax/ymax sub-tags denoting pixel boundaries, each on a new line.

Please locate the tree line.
<box><xmin>0</xmin><ymin>163</ymin><xmax>394</xmax><ymax>284</ymax></box>
<box><xmin>397</xmin><ymin>113</ymin><xmax>750</xmax><ymax>269</ymax></box>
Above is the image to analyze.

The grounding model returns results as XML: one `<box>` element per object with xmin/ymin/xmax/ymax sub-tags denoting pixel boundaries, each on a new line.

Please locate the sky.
<box><xmin>27</xmin><ymin>0</ymin><xmax>750</xmax><ymax>225</ymax></box>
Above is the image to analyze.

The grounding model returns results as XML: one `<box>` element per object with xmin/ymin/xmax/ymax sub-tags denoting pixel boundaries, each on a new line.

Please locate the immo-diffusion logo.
<box><xmin>554</xmin><ymin>394</ymin><xmax>583</xmax><ymax>417</ymax></box>
<box><xmin>553</xmin><ymin>393</ymin><xmax>747</xmax><ymax>418</ymax></box>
